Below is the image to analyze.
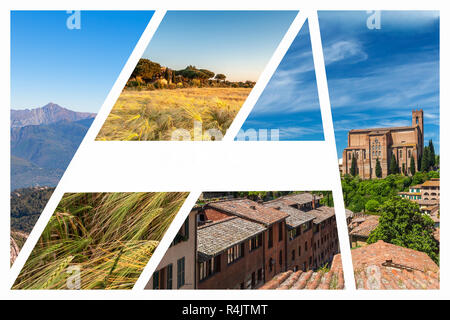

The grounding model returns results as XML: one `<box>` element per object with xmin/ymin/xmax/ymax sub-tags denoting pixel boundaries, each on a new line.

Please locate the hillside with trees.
<box><xmin>342</xmin><ymin>170</ymin><xmax>439</xmax><ymax>214</ymax></box>
<box><xmin>11</xmin><ymin>187</ymin><xmax>55</xmax><ymax>234</ymax></box>
<box><xmin>367</xmin><ymin>197</ymin><xmax>439</xmax><ymax>264</ymax></box>
<box><xmin>126</xmin><ymin>58</ymin><xmax>256</xmax><ymax>90</ymax></box>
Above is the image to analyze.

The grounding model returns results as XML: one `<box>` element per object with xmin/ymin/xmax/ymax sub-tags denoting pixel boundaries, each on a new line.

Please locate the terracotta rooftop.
<box><xmin>259</xmin><ymin>255</ymin><xmax>344</xmax><ymax>290</ymax></box>
<box><xmin>263</xmin><ymin>203</ymin><xmax>315</xmax><ymax>228</ymax></box>
<box><xmin>352</xmin><ymin>240</ymin><xmax>439</xmax><ymax>289</ymax></box>
<box><xmin>265</xmin><ymin>193</ymin><xmax>322</xmax><ymax>207</ymax></box>
<box><xmin>391</xmin><ymin>143</ymin><xmax>417</xmax><ymax>148</ymax></box>
<box><xmin>349</xmin><ymin>215</ymin><xmax>379</xmax><ymax>238</ymax></box>
<box><xmin>350</xmin><ymin>125</ymin><xmax>414</xmax><ymax>133</ymax></box>
<box><xmin>307</xmin><ymin>206</ymin><xmax>336</xmax><ymax>224</ymax></box>
<box><xmin>208</xmin><ymin>199</ymin><xmax>289</xmax><ymax>226</ymax></box>
<box><xmin>433</xmin><ymin>228</ymin><xmax>440</xmax><ymax>242</ymax></box>
<box><xmin>421</xmin><ymin>179</ymin><xmax>440</xmax><ymax>188</ymax></box>
<box><xmin>345</xmin><ymin>209</ymin><xmax>354</xmax><ymax>219</ymax></box>
<box><xmin>197</xmin><ymin>216</ymin><xmax>265</xmax><ymax>262</ymax></box>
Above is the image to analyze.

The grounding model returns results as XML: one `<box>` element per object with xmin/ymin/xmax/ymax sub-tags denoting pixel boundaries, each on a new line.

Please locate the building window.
<box><xmin>279</xmin><ymin>250</ymin><xmax>283</xmax><ymax>266</ymax></box>
<box><xmin>298</xmin><ymin>246</ymin><xmax>301</xmax><ymax>257</ymax></box>
<box><xmin>268</xmin><ymin>226</ymin><xmax>273</xmax><ymax>248</ymax></box>
<box><xmin>173</xmin><ymin>218</ymin><xmax>189</xmax><ymax>245</ymax></box>
<box><xmin>269</xmin><ymin>258</ymin><xmax>274</xmax><ymax>272</ymax></box>
<box><xmin>166</xmin><ymin>264</ymin><xmax>173</xmax><ymax>289</ymax></box>
<box><xmin>305</xmin><ymin>241</ymin><xmax>308</xmax><ymax>252</ymax></box>
<box><xmin>177</xmin><ymin>257</ymin><xmax>185</xmax><ymax>289</ymax></box>
<box><xmin>153</xmin><ymin>270</ymin><xmax>160</xmax><ymax>289</ymax></box>
<box><xmin>257</xmin><ymin>268</ymin><xmax>263</xmax><ymax>281</ymax></box>
<box><xmin>408</xmin><ymin>150</ymin><xmax>411</xmax><ymax>158</ymax></box>
<box><xmin>199</xmin><ymin>256</ymin><xmax>220</xmax><ymax>281</ymax></box>
<box><xmin>278</xmin><ymin>222</ymin><xmax>283</xmax><ymax>242</ymax></box>
<box><xmin>249</xmin><ymin>233</ymin><xmax>262</xmax><ymax>251</ymax></box>
<box><xmin>292</xmin><ymin>250</ymin><xmax>295</xmax><ymax>261</ymax></box>
<box><xmin>302</xmin><ymin>221</ymin><xmax>311</xmax><ymax>232</ymax></box>
<box><xmin>288</xmin><ymin>229</ymin><xmax>296</xmax><ymax>240</ymax></box>
<box><xmin>313</xmin><ymin>224</ymin><xmax>319</xmax><ymax>234</ymax></box>
<box><xmin>227</xmin><ymin>243</ymin><xmax>244</xmax><ymax>264</ymax></box>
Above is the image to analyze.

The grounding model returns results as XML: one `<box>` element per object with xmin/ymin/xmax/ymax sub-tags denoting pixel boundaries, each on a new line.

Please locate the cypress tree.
<box><xmin>375</xmin><ymin>158</ymin><xmax>382</xmax><ymax>178</ymax></box>
<box><xmin>350</xmin><ymin>154</ymin><xmax>357</xmax><ymax>176</ymax></box>
<box><xmin>410</xmin><ymin>156</ymin><xmax>416</xmax><ymax>176</ymax></box>
<box><xmin>421</xmin><ymin>147</ymin><xmax>430</xmax><ymax>172</ymax></box>
<box><xmin>429</xmin><ymin>140</ymin><xmax>435</xmax><ymax>168</ymax></box>
<box><xmin>389</xmin><ymin>153</ymin><xmax>398</xmax><ymax>174</ymax></box>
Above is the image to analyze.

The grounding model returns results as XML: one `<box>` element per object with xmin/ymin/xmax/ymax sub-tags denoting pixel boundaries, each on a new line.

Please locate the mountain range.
<box><xmin>11</xmin><ymin>102</ymin><xmax>95</xmax><ymax>128</ymax></box>
<box><xmin>11</xmin><ymin>103</ymin><xmax>96</xmax><ymax>190</ymax></box>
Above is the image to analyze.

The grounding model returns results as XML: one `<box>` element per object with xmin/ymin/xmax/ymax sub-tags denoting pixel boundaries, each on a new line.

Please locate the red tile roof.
<box><xmin>433</xmin><ymin>228</ymin><xmax>440</xmax><ymax>243</ymax></box>
<box><xmin>349</xmin><ymin>215</ymin><xmax>379</xmax><ymax>238</ymax></box>
<box><xmin>350</xmin><ymin>126</ymin><xmax>414</xmax><ymax>133</ymax></box>
<box><xmin>421</xmin><ymin>179</ymin><xmax>440</xmax><ymax>187</ymax></box>
<box><xmin>352</xmin><ymin>241</ymin><xmax>439</xmax><ymax>289</ymax></box>
<box><xmin>307</xmin><ymin>206</ymin><xmax>336</xmax><ymax>224</ymax></box>
<box><xmin>261</xmin><ymin>241</ymin><xmax>439</xmax><ymax>290</ymax></box>
<box><xmin>259</xmin><ymin>255</ymin><xmax>344</xmax><ymax>290</ymax></box>
<box><xmin>265</xmin><ymin>193</ymin><xmax>321</xmax><ymax>207</ymax></box>
<box><xmin>208</xmin><ymin>199</ymin><xmax>289</xmax><ymax>226</ymax></box>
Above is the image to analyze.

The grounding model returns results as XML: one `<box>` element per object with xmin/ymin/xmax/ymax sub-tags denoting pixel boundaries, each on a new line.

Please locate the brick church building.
<box><xmin>341</xmin><ymin>109</ymin><xmax>424</xmax><ymax>179</ymax></box>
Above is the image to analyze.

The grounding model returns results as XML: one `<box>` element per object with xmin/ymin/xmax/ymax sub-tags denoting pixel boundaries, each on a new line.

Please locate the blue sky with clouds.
<box><xmin>241</xmin><ymin>11</ymin><xmax>439</xmax><ymax>153</ymax></box>
<box><xmin>143</xmin><ymin>11</ymin><xmax>297</xmax><ymax>82</ymax></box>
<box><xmin>239</xmin><ymin>21</ymin><xmax>324</xmax><ymax>140</ymax></box>
<box><xmin>11</xmin><ymin>11</ymin><xmax>153</xmax><ymax>112</ymax></box>
<box><xmin>320</xmin><ymin>11</ymin><xmax>440</xmax><ymax>156</ymax></box>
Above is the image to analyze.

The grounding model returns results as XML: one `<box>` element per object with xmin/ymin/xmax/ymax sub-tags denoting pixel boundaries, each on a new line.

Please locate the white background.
<box><xmin>0</xmin><ymin>0</ymin><xmax>448</xmax><ymax>300</ymax></box>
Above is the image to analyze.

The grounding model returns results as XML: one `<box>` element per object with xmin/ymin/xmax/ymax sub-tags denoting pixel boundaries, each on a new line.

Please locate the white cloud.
<box><xmin>323</xmin><ymin>40</ymin><xmax>368</xmax><ymax>65</ymax></box>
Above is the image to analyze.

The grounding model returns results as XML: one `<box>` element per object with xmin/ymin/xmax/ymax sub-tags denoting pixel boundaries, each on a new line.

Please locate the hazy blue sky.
<box><xmin>240</xmin><ymin>21</ymin><xmax>324</xmax><ymax>140</ymax></box>
<box><xmin>143</xmin><ymin>11</ymin><xmax>297</xmax><ymax>82</ymax></box>
<box><xmin>11</xmin><ymin>11</ymin><xmax>153</xmax><ymax>112</ymax></box>
<box><xmin>240</xmin><ymin>11</ymin><xmax>439</xmax><ymax>155</ymax></box>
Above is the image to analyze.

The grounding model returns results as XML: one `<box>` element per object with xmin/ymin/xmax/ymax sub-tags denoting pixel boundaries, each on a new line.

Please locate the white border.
<box><xmin>1</xmin><ymin>1</ymin><xmax>448</xmax><ymax>301</ymax></box>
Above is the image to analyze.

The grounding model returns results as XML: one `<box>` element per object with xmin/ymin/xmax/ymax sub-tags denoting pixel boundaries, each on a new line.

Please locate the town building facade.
<box><xmin>195</xmin><ymin>193</ymin><xmax>341</xmax><ymax>289</ymax></box>
<box><xmin>146</xmin><ymin>209</ymin><xmax>197</xmax><ymax>289</ymax></box>
<box><xmin>342</xmin><ymin>110</ymin><xmax>424</xmax><ymax>179</ymax></box>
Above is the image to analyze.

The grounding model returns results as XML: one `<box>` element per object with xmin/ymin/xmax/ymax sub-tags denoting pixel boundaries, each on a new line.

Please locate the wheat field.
<box><xmin>96</xmin><ymin>87</ymin><xmax>251</xmax><ymax>141</ymax></box>
<box><xmin>13</xmin><ymin>192</ymin><xmax>188</xmax><ymax>290</ymax></box>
